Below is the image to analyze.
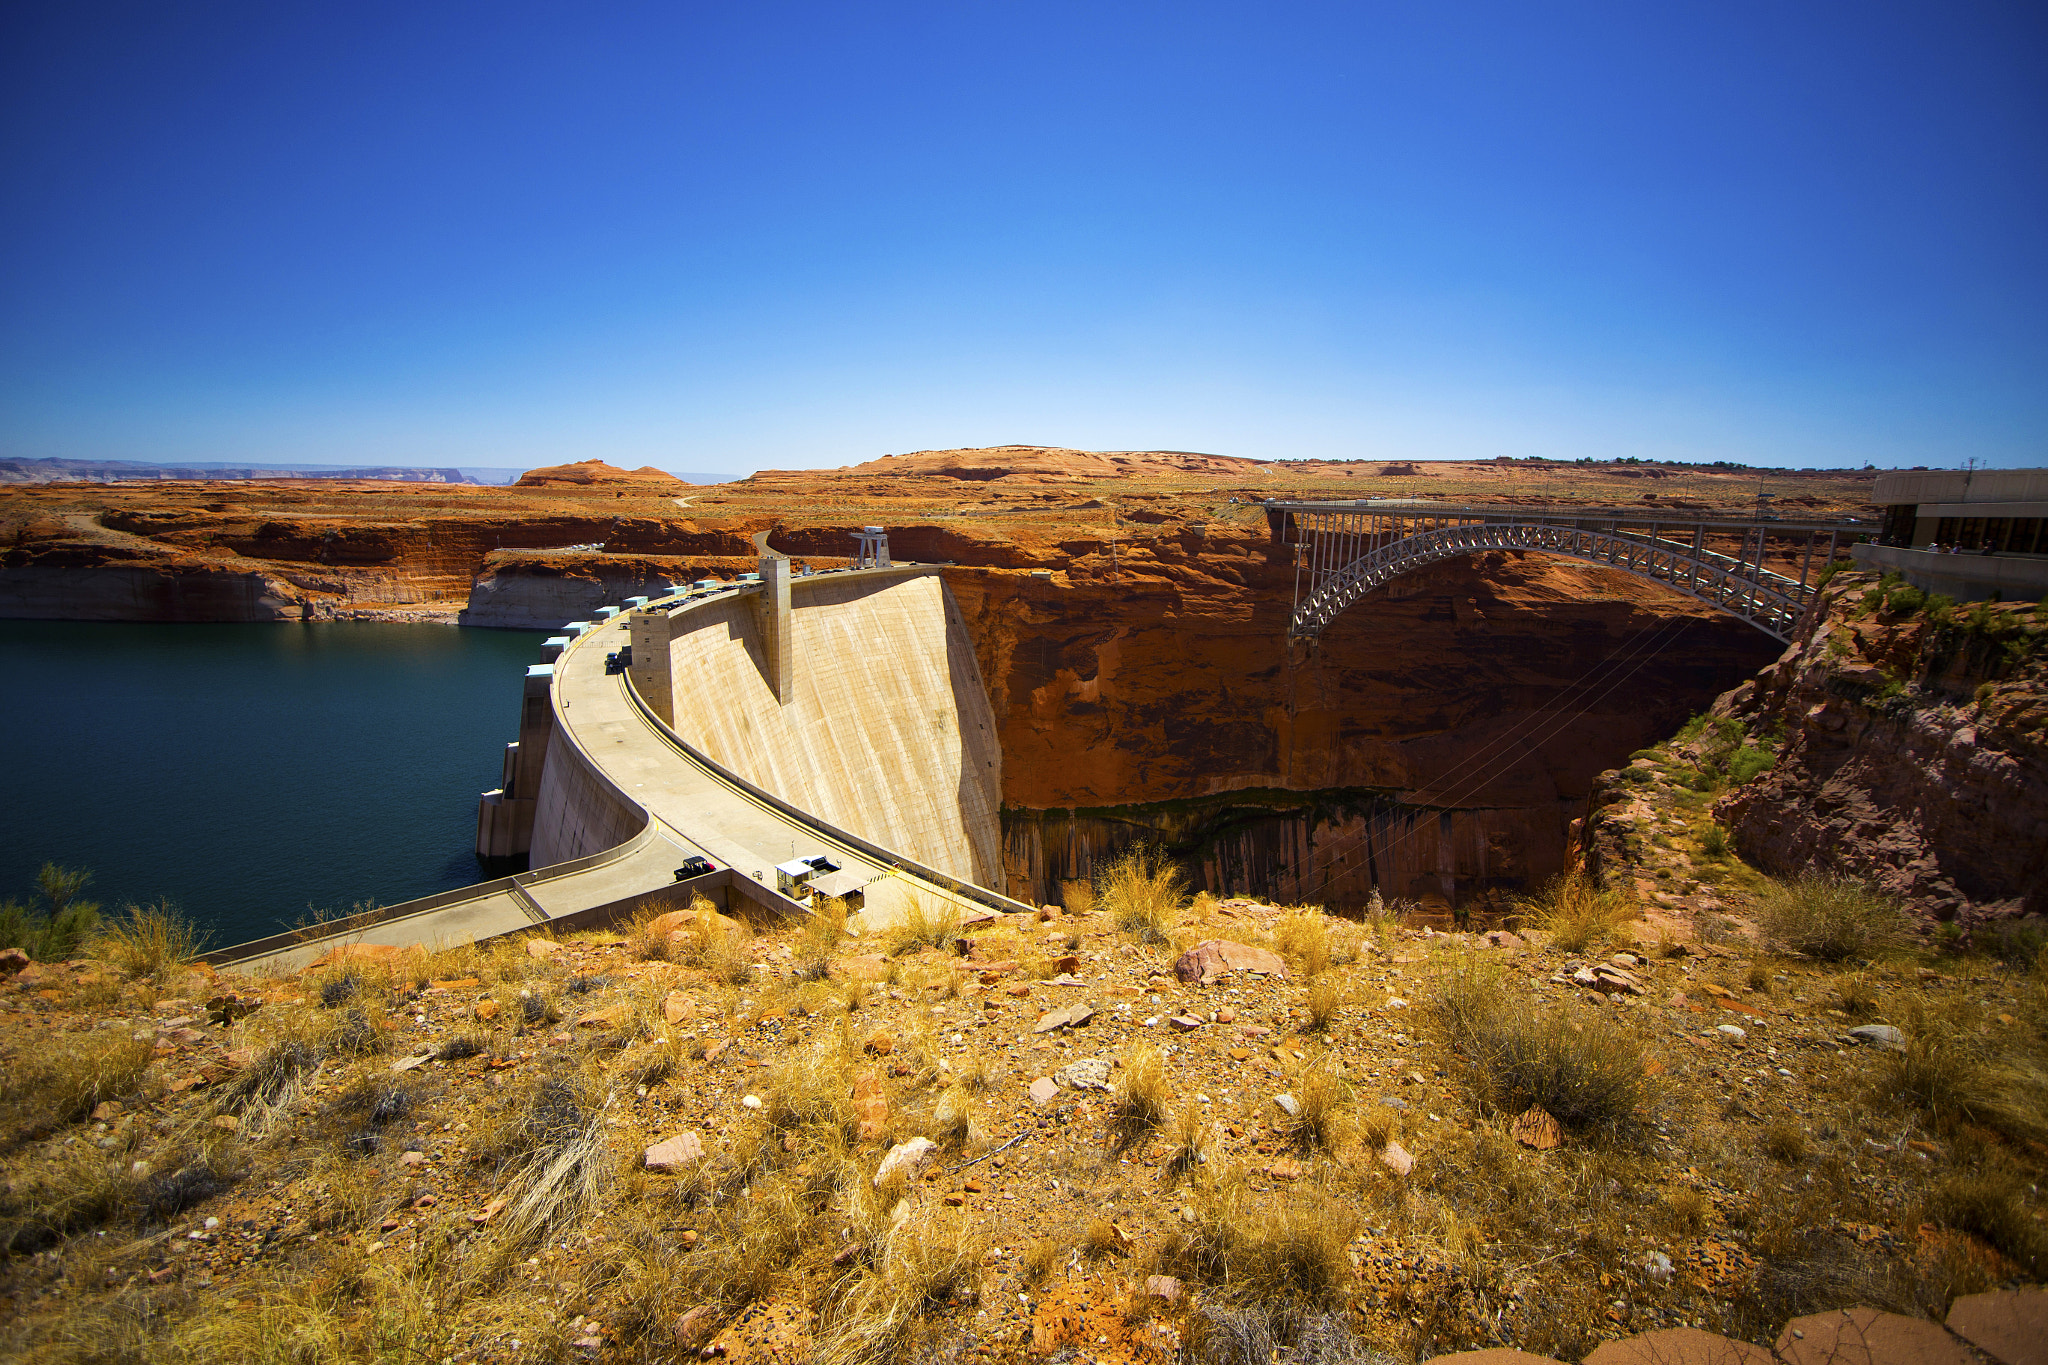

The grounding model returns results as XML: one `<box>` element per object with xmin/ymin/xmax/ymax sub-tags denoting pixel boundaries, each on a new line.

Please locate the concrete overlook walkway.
<box><xmin>216</xmin><ymin>568</ymin><xmax>1029</xmax><ymax>974</ymax></box>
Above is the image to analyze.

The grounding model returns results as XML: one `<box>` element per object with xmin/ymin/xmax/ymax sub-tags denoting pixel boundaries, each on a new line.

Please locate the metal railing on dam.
<box><xmin>1266</xmin><ymin>498</ymin><xmax>1867</xmax><ymax>643</ymax></box>
<box><xmin>211</xmin><ymin>565</ymin><xmax>1032</xmax><ymax>974</ymax></box>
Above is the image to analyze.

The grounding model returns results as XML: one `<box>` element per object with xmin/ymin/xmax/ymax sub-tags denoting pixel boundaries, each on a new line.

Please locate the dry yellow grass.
<box><xmin>1274</xmin><ymin>910</ymin><xmax>1333</xmax><ymax>976</ymax></box>
<box><xmin>1098</xmin><ymin>845</ymin><xmax>1184</xmax><ymax>945</ymax></box>
<box><xmin>1518</xmin><ymin>871</ymin><xmax>1631</xmax><ymax>952</ymax></box>
<box><xmin>91</xmin><ymin>900</ymin><xmax>198</xmax><ymax>982</ymax></box>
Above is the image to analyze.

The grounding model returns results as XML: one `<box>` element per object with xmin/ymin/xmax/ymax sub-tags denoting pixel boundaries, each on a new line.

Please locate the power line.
<box><xmin>1269</xmin><ymin>606</ymin><xmax>1704</xmax><ymax>905</ymax></box>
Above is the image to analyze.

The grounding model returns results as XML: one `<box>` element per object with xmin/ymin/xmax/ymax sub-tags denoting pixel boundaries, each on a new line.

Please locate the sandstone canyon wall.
<box><xmin>1712</xmin><ymin>574</ymin><xmax>2047</xmax><ymax>926</ymax></box>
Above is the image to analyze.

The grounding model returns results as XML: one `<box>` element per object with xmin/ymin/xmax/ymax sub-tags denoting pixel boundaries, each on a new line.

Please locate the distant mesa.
<box><xmin>515</xmin><ymin>460</ymin><xmax>698</xmax><ymax>488</ymax></box>
<box><xmin>806</xmin><ymin>445</ymin><xmax>1269</xmax><ymax>483</ymax></box>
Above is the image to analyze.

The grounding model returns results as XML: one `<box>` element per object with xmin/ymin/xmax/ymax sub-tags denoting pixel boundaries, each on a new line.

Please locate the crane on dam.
<box><xmin>1266</xmin><ymin>498</ymin><xmax>1869</xmax><ymax>644</ymax></box>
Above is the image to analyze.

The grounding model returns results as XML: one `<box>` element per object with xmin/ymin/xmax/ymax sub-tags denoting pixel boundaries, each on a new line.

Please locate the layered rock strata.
<box><xmin>1712</xmin><ymin>574</ymin><xmax>2047</xmax><ymax>926</ymax></box>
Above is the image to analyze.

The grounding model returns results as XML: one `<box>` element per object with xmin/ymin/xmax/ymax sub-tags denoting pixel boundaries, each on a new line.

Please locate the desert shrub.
<box><xmin>1280</xmin><ymin>1056</ymin><xmax>1349</xmax><ymax>1151</ymax></box>
<box><xmin>815</xmin><ymin>1206</ymin><xmax>986</xmax><ymax>1365</ymax></box>
<box><xmin>1274</xmin><ymin>910</ymin><xmax>1332</xmax><ymax>976</ymax></box>
<box><xmin>0</xmin><ymin>1031</ymin><xmax>152</xmax><ymax>1129</ymax></box>
<box><xmin>1424</xmin><ymin>958</ymin><xmax>1645</xmax><ymax>1131</ymax></box>
<box><xmin>135</xmin><ymin>1157</ymin><xmax>237</xmax><ymax>1224</ymax></box>
<box><xmin>1834</xmin><ymin>973</ymin><xmax>1881</xmax><ymax>1017</ymax></box>
<box><xmin>1929</xmin><ymin>1171</ymin><xmax>2047</xmax><ymax>1278</ymax></box>
<box><xmin>1518</xmin><ymin>871</ymin><xmax>1629</xmax><ymax>952</ymax></box>
<box><xmin>1190</xmin><ymin>1307</ymin><xmax>1391</xmax><ymax>1365</ymax></box>
<box><xmin>1976</xmin><ymin>918</ymin><xmax>2048</xmax><ymax>967</ymax></box>
<box><xmin>1882</xmin><ymin>996</ymin><xmax>2048</xmax><ymax>1146</ymax></box>
<box><xmin>1762</xmin><ymin>1121</ymin><xmax>1807</xmax><ymax>1163</ymax></box>
<box><xmin>1098</xmin><ymin>845</ymin><xmax>1186</xmax><ymax>945</ymax></box>
<box><xmin>1697</xmin><ymin>823</ymin><xmax>1729</xmax><ymax>858</ymax></box>
<box><xmin>0</xmin><ymin>862</ymin><xmax>102</xmax><ymax>959</ymax></box>
<box><xmin>1059</xmin><ymin>878</ymin><xmax>1096</xmax><ymax>914</ymax></box>
<box><xmin>435</xmin><ymin>1031</ymin><xmax>490</xmax><ymax>1061</ymax></box>
<box><xmin>1885</xmin><ymin>584</ymin><xmax>1926</xmax><ymax>615</ymax></box>
<box><xmin>1158</xmin><ymin>1176</ymin><xmax>1357</xmax><ymax>1308</ymax></box>
<box><xmin>485</xmin><ymin>1073</ymin><xmax>609</xmax><ymax>1246</ymax></box>
<box><xmin>1163</xmin><ymin>1103</ymin><xmax>1214</xmax><ymax>1182</ymax></box>
<box><xmin>796</xmin><ymin>896</ymin><xmax>847</xmax><ymax>978</ymax></box>
<box><xmin>1728</xmin><ymin>743</ymin><xmax>1776</xmax><ymax>785</ymax></box>
<box><xmin>1020</xmin><ymin>1236</ymin><xmax>1068</xmax><ymax>1286</ymax></box>
<box><xmin>1755</xmin><ymin>875</ymin><xmax>1910</xmax><ymax>961</ymax></box>
<box><xmin>1109</xmin><ymin>1042</ymin><xmax>1170</xmax><ymax>1149</ymax></box>
<box><xmin>0</xmin><ymin>1142</ymin><xmax>138</xmax><ymax>1252</ymax></box>
<box><xmin>881</xmin><ymin>895</ymin><xmax>959</xmax><ymax>958</ymax></box>
<box><xmin>220</xmin><ymin>1038</ymin><xmax>321</xmax><ymax>1125</ymax></box>
<box><xmin>93</xmin><ymin>899</ymin><xmax>200</xmax><ymax>981</ymax></box>
<box><xmin>1305</xmin><ymin>975</ymin><xmax>1341</xmax><ymax>1033</ymax></box>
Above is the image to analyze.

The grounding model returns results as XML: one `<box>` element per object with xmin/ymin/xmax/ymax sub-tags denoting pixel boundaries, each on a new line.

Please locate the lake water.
<box><xmin>0</xmin><ymin>621</ymin><xmax>549</xmax><ymax>950</ymax></box>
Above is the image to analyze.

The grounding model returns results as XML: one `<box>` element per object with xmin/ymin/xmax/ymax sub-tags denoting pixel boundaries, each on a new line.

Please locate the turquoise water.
<box><xmin>0</xmin><ymin>621</ymin><xmax>549</xmax><ymax>950</ymax></box>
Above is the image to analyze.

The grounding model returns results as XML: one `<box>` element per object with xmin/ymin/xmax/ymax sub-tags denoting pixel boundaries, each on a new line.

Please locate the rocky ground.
<box><xmin>1</xmin><ymin>842</ymin><xmax>2041</xmax><ymax>1363</ymax></box>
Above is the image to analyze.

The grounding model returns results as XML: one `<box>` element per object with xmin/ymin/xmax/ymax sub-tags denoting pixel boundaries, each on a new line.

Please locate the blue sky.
<box><xmin>3</xmin><ymin>2</ymin><xmax>2043</xmax><ymax>480</ymax></box>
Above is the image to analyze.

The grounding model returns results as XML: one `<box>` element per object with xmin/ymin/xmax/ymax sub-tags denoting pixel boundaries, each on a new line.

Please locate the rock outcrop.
<box><xmin>1714</xmin><ymin>573</ymin><xmax>2047</xmax><ymax>927</ymax></box>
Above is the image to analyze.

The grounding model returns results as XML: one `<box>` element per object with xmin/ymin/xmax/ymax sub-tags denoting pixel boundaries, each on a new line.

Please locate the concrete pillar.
<box><xmin>756</xmin><ymin>554</ymin><xmax>793</xmax><ymax>705</ymax></box>
<box><xmin>476</xmin><ymin>663</ymin><xmax>555</xmax><ymax>859</ymax></box>
<box><xmin>511</xmin><ymin>665</ymin><xmax>556</xmax><ymax>800</ymax></box>
<box><xmin>628</xmin><ymin>609</ymin><xmax>677</xmax><ymax>726</ymax></box>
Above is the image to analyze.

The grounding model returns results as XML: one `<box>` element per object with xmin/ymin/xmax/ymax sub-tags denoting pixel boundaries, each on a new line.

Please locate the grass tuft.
<box><xmin>91</xmin><ymin>899</ymin><xmax>199</xmax><ymax>982</ymax></box>
<box><xmin>0</xmin><ymin>1031</ymin><xmax>152</xmax><ymax>1132</ymax></box>
<box><xmin>1275</xmin><ymin>911</ymin><xmax>1333</xmax><ymax>976</ymax></box>
<box><xmin>1755</xmin><ymin>874</ymin><xmax>1911</xmax><ymax>962</ymax></box>
<box><xmin>1098</xmin><ymin>845</ymin><xmax>1185</xmax><ymax>945</ymax></box>
<box><xmin>1424</xmin><ymin>956</ymin><xmax>1646</xmax><ymax>1132</ymax></box>
<box><xmin>1518</xmin><ymin>871</ymin><xmax>1630</xmax><ymax>952</ymax></box>
<box><xmin>1109</xmin><ymin>1041</ymin><xmax>1170</xmax><ymax>1149</ymax></box>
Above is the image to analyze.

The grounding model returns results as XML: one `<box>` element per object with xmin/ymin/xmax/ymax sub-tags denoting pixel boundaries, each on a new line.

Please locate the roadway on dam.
<box><xmin>217</xmin><ymin>587</ymin><xmax>1027</xmax><ymax>975</ymax></box>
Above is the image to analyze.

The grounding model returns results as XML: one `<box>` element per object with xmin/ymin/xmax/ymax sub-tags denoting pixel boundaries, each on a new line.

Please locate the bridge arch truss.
<box><xmin>1269</xmin><ymin>500</ymin><xmax>1864</xmax><ymax>643</ymax></box>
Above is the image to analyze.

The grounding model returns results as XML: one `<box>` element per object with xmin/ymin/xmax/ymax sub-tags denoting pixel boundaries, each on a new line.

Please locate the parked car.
<box><xmin>673</xmin><ymin>856</ymin><xmax>714</xmax><ymax>881</ymax></box>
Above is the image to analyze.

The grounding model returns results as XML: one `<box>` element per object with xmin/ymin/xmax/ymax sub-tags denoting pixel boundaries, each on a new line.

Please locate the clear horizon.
<box><xmin>3</xmin><ymin>3</ymin><xmax>2043</xmax><ymax>480</ymax></box>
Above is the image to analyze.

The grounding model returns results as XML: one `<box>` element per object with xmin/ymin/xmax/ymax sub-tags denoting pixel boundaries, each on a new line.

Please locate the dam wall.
<box><xmin>527</xmin><ymin>714</ymin><xmax>650</xmax><ymax>868</ymax></box>
<box><xmin>639</xmin><ymin>569</ymin><xmax>1003</xmax><ymax>888</ymax></box>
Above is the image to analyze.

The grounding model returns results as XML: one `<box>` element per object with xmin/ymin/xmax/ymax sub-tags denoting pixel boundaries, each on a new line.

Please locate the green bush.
<box><xmin>1755</xmin><ymin>875</ymin><xmax>1910</xmax><ymax>961</ymax></box>
<box><xmin>1884</xmin><ymin>585</ymin><xmax>1925</xmax><ymax>615</ymax></box>
<box><xmin>1729</xmin><ymin>744</ymin><xmax>1776</xmax><ymax>785</ymax></box>
<box><xmin>0</xmin><ymin>864</ymin><xmax>102</xmax><ymax>961</ymax></box>
<box><xmin>1925</xmin><ymin>593</ymin><xmax>1957</xmax><ymax>624</ymax></box>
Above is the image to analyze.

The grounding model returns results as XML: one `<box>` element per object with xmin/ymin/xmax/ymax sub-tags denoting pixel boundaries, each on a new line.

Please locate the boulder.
<box><xmin>1053</xmin><ymin>1058</ymin><xmax>1110</xmax><ymax>1091</ymax></box>
<box><xmin>0</xmin><ymin>947</ymin><xmax>30</xmax><ymax>977</ymax></box>
<box><xmin>1848</xmin><ymin>1024</ymin><xmax>1905</xmax><ymax>1050</ymax></box>
<box><xmin>873</xmin><ymin>1136</ymin><xmax>937</xmax><ymax>1187</ymax></box>
<box><xmin>644</xmin><ymin>1130</ymin><xmax>706</xmax><ymax>1172</ymax></box>
<box><xmin>1777</xmin><ymin>1305</ymin><xmax>1979</xmax><ymax>1365</ymax></box>
<box><xmin>1172</xmin><ymin>940</ymin><xmax>1288</xmax><ymax>986</ymax></box>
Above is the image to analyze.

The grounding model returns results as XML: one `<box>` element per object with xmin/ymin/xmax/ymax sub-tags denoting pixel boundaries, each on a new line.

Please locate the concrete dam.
<box><xmin>218</xmin><ymin>551</ymin><xmax>1027</xmax><ymax>971</ymax></box>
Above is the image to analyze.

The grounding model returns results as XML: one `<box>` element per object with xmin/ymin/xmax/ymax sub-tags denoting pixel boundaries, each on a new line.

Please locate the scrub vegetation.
<box><xmin>1</xmin><ymin>771</ymin><xmax>2043</xmax><ymax>1363</ymax></box>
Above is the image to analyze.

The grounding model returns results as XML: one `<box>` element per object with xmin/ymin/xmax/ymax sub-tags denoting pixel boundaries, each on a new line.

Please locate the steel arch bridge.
<box><xmin>1267</xmin><ymin>500</ymin><xmax>1866</xmax><ymax>643</ymax></box>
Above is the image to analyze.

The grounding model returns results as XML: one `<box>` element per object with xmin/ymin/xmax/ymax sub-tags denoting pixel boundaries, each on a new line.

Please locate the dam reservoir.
<box><xmin>0</xmin><ymin>620</ymin><xmax>547</xmax><ymax>946</ymax></box>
